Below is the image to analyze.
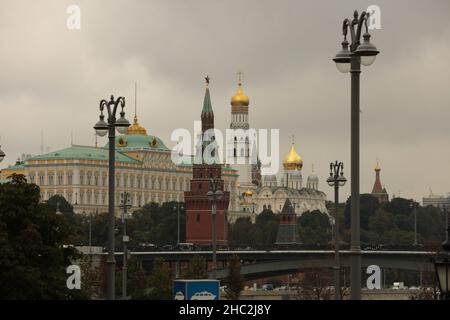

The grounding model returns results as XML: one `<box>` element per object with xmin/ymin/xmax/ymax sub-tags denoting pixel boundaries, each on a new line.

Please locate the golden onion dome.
<box><xmin>244</xmin><ymin>188</ymin><xmax>254</xmax><ymax>197</ymax></box>
<box><xmin>231</xmin><ymin>83</ymin><xmax>250</xmax><ymax>107</ymax></box>
<box><xmin>126</xmin><ymin>116</ymin><xmax>147</xmax><ymax>136</ymax></box>
<box><xmin>283</xmin><ymin>143</ymin><xmax>303</xmax><ymax>170</ymax></box>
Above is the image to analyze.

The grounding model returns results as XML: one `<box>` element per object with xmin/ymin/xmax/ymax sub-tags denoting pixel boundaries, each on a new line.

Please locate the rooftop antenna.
<box><xmin>134</xmin><ymin>81</ymin><xmax>137</xmax><ymax>119</ymax></box>
<box><xmin>71</xmin><ymin>130</ymin><xmax>73</xmax><ymax>146</ymax></box>
<box><xmin>94</xmin><ymin>133</ymin><xmax>98</xmax><ymax>148</ymax></box>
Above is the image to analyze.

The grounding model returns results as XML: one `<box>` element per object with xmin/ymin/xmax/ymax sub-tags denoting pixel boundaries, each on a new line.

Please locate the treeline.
<box><xmin>342</xmin><ymin>195</ymin><xmax>446</xmax><ymax>249</ymax></box>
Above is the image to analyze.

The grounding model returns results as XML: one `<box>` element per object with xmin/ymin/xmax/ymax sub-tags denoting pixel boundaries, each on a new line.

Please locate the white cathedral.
<box><xmin>226</xmin><ymin>75</ymin><xmax>328</xmax><ymax>223</ymax></box>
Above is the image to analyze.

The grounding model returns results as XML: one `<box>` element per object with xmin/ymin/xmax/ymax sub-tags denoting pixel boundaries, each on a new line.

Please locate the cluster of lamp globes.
<box><xmin>0</xmin><ymin>146</ymin><xmax>5</xmax><ymax>163</ymax></box>
<box><xmin>93</xmin><ymin>99</ymin><xmax>131</xmax><ymax>137</ymax></box>
<box><xmin>333</xmin><ymin>32</ymin><xmax>379</xmax><ymax>73</ymax></box>
<box><xmin>326</xmin><ymin>162</ymin><xmax>347</xmax><ymax>187</ymax></box>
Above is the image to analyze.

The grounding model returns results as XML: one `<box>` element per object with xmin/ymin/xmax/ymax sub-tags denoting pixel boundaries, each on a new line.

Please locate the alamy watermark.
<box><xmin>367</xmin><ymin>5</ymin><xmax>381</xmax><ymax>30</ymax></box>
<box><xmin>66</xmin><ymin>4</ymin><xmax>81</xmax><ymax>30</ymax></box>
<box><xmin>66</xmin><ymin>265</ymin><xmax>81</xmax><ymax>290</ymax></box>
<box><xmin>171</xmin><ymin>122</ymin><xmax>280</xmax><ymax>176</ymax></box>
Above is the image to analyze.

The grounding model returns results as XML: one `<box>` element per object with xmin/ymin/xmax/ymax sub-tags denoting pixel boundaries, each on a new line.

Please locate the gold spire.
<box><xmin>283</xmin><ymin>137</ymin><xmax>303</xmax><ymax>171</ymax></box>
<box><xmin>375</xmin><ymin>159</ymin><xmax>381</xmax><ymax>171</ymax></box>
<box><xmin>126</xmin><ymin>82</ymin><xmax>147</xmax><ymax>136</ymax></box>
<box><xmin>231</xmin><ymin>71</ymin><xmax>250</xmax><ymax>107</ymax></box>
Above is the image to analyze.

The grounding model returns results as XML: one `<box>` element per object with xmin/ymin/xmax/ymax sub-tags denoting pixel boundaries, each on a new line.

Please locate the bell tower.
<box><xmin>227</xmin><ymin>72</ymin><xmax>253</xmax><ymax>187</ymax></box>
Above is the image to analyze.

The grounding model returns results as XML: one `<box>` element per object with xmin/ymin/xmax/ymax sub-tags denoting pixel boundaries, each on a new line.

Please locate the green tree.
<box><xmin>297</xmin><ymin>210</ymin><xmax>331</xmax><ymax>246</ymax></box>
<box><xmin>344</xmin><ymin>194</ymin><xmax>380</xmax><ymax>230</ymax></box>
<box><xmin>74</xmin><ymin>255</ymin><xmax>105</xmax><ymax>299</ymax></box>
<box><xmin>294</xmin><ymin>268</ymin><xmax>333</xmax><ymax>300</ymax></box>
<box><xmin>0</xmin><ymin>174</ymin><xmax>78</xmax><ymax>299</ymax></box>
<box><xmin>116</xmin><ymin>256</ymin><xmax>149</xmax><ymax>299</ymax></box>
<box><xmin>228</xmin><ymin>217</ymin><xmax>254</xmax><ymax>248</ymax></box>
<box><xmin>254</xmin><ymin>209</ymin><xmax>279</xmax><ymax>249</ymax></box>
<box><xmin>182</xmin><ymin>255</ymin><xmax>207</xmax><ymax>279</ymax></box>
<box><xmin>148</xmin><ymin>258</ymin><xmax>172</xmax><ymax>300</ymax></box>
<box><xmin>223</xmin><ymin>255</ymin><xmax>244</xmax><ymax>300</ymax></box>
<box><xmin>127</xmin><ymin>201</ymin><xmax>186</xmax><ymax>248</ymax></box>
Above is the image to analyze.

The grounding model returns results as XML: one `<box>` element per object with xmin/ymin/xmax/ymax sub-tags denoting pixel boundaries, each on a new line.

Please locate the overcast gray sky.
<box><xmin>1</xmin><ymin>0</ymin><xmax>449</xmax><ymax>202</ymax></box>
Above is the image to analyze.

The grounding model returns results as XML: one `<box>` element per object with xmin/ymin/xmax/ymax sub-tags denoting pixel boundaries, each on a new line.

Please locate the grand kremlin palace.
<box><xmin>0</xmin><ymin>116</ymin><xmax>239</xmax><ymax>215</ymax></box>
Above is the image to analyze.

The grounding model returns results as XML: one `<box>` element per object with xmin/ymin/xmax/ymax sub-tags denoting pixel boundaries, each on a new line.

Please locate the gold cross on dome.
<box><xmin>237</xmin><ymin>71</ymin><xmax>243</xmax><ymax>86</ymax></box>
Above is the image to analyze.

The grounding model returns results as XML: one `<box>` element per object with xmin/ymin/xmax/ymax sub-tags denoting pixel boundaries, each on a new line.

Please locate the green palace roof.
<box><xmin>105</xmin><ymin>134</ymin><xmax>169</xmax><ymax>152</ymax></box>
<box><xmin>3</xmin><ymin>161</ymin><xmax>26</xmax><ymax>171</ymax></box>
<box><xmin>28</xmin><ymin>145</ymin><xmax>139</xmax><ymax>163</ymax></box>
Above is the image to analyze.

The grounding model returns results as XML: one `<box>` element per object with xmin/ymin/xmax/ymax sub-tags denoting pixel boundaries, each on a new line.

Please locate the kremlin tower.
<box><xmin>227</xmin><ymin>72</ymin><xmax>254</xmax><ymax>189</ymax></box>
<box><xmin>275</xmin><ymin>198</ymin><xmax>299</xmax><ymax>244</ymax></box>
<box><xmin>184</xmin><ymin>77</ymin><xmax>230</xmax><ymax>246</ymax></box>
<box><xmin>371</xmin><ymin>161</ymin><xmax>389</xmax><ymax>203</ymax></box>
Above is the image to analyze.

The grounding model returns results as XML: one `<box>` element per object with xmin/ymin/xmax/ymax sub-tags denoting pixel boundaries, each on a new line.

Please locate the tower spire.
<box><xmin>201</xmin><ymin>75</ymin><xmax>214</xmax><ymax>134</ymax></box>
<box><xmin>134</xmin><ymin>81</ymin><xmax>137</xmax><ymax>120</ymax></box>
<box><xmin>372</xmin><ymin>160</ymin><xmax>383</xmax><ymax>193</ymax></box>
<box><xmin>237</xmin><ymin>71</ymin><xmax>243</xmax><ymax>87</ymax></box>
<box><xmin>202</xmin><ymin>75</ymin><xmax>213</xmax><ymax>114</ymax></box>
<box><xmin>126</xmin><ymin>82</ymin><xmax>147</xmax><ymax>136</ymax></box>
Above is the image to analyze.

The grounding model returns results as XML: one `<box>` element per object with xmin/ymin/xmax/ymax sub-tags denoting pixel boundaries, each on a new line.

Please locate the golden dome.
<box><xmin>283</xmin><ymin>143</ymin><xmax>303</xmax><ymax>170</ymax></box>
<box><xmin>127</xmin><ymin>116</ymin><xmax>147</xmax><ymax>136</ymax></box>
<box><xmin>244</xmin><ymin>188</ymin><xmax>253</xmax><ymax>197</ymax></box>
<box><xmin>231</xmin><ymin>84</ymin><xmax>249</xmax><ymax>107</ymax></box>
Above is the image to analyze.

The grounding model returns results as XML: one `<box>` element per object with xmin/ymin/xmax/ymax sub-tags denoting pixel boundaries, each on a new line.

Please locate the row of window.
<box><xmin>46</xmin><ymin>192</ymin><xmax>182</xmax><ymax>207</ymax></box>
<box><xmin>29</xmin><ymin>172</ymin><xmax>192</xmax><ymax>191</ymax></box>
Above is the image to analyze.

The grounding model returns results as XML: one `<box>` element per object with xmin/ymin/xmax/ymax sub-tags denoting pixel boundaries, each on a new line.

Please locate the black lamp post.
<box><xmin>174</xmin><ymin>202</ymin><xmax>184</xmax><ymax>278</ymax></box>
<box><xmin>119</xmin><ymin>192</ymin><xmax>132</xmax><ymax>300</ymax></box>
<box><xmin>410</xmin><ymin>201</ymin><xmax>420</xmax><ymax>246</ymax></box>
<box><xmin>94</xmin><ymin>95</ymin><xmax>130</xmax><ymax>300</ymax></box>
<box><xmin>326</xmin><ymin>161</ymin><xmax>347</xmax><ymax>300</ymax></box>
<box><xmin>434</xmin><ymin>216</ymin><xmax>450</xmax><ymax>300</ymax></box>
<box><xmin>207</xmin><ymin>178</ymin><xmax>223</xmax><ymax>279</ymax></box>
<box><xmin>174</xmin><ymin>202</ymin><xmax>185</xmax><ymax>246</ymax></box>
<box><xmin>333</xmin><ymin>10</ymin><xmax>379</xmax><ymax>300</ymax></box>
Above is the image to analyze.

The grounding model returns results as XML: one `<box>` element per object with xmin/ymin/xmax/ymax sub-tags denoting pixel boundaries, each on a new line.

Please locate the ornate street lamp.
<box><xmin>94</xmin><ymin>95</ymin><xmax>130</xmax><ymax>300</ymax></box>
<box><xmin>326</xmin><ymin>161</ymin><xmax>347</xmax><ymax>300</ymax></box>
<box><xmin>333</xmin><ymin>10</ymin><xmax>379</xmax><ymax>300</ymax></box>
<box><xmin>0</xmin><ymin>146</ymin><xmax>5</xmax><ymax>163</ymax></box>
<box><xmin>207</xmin><ymin>178</ymin><xmax>223</xmax><ymax>279</ymax></box>
<box><xmin>434</xmin><ymin>216</ymin><xmax>450</xmax><ymax>300</ymax></box>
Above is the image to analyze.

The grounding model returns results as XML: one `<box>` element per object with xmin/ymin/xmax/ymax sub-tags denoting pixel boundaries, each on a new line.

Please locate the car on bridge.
<box><xmin>176</xmin><ymin>243</ymin><xmax>201</xmax><ymax>251</ymax></box>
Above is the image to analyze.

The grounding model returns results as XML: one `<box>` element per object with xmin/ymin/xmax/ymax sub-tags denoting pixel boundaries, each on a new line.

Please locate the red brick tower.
<box><xmin>185</xmin><ymin>77</ymin><xmax>230</xmax><ymax>246</ymax></box>
<box><xmin>371</xmin><ymin>161</ymin><xmax>389</xmax><ymax>203</ymax></box>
